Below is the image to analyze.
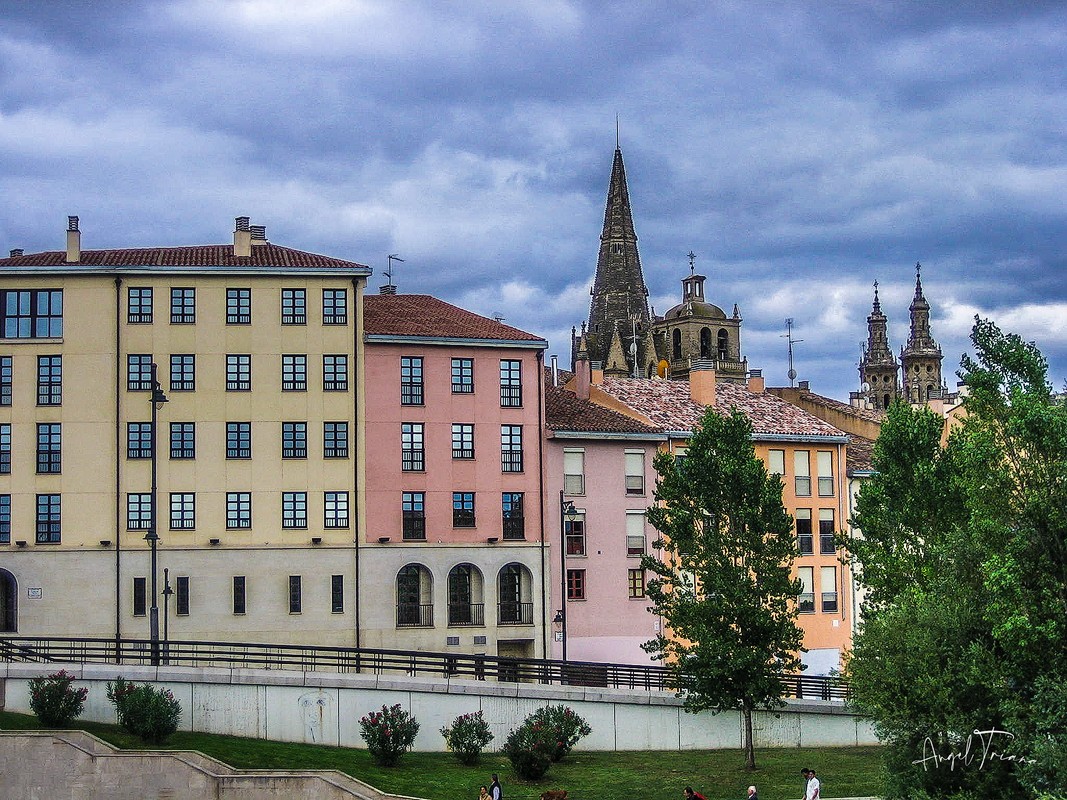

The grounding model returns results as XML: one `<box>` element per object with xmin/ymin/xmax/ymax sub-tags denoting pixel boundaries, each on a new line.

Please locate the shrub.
<box><xmin>359</xmin><ymin>703</ymin><xmax>420</xmax><ymax>766</ymax></box>
<box><xmin>28</xmin><ymin>670</ymin><xmax>88</xmax><ymax>727</ymax></box>
<box><xmin>527</xmin><ymin>704</ymin><xmax>592</xmax><ymax>761</ymax></box>
<box><xmin>440</xmin><ymin>710</ymin><xmax>494</xmax><ymax>765</ymax></box>
<box><xmin>502</xmin><ymin>716</ymin><xmax>556</xmax><ymax>779</ymax></box>
<box><xmin>106</xmin><ymin>677</ymin><xmax>182</xmax><ymax>744</ymax></box>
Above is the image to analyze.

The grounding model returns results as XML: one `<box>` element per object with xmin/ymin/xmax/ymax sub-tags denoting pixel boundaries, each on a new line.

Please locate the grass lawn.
<box><xmin>1</xmin><ymin>710</ymin><xmax>882</xmax><ymax>800</ymax></box>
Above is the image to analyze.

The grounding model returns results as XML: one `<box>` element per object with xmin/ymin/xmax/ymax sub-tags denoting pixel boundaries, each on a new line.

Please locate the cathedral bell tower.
<box><xmin>858</xmin><ymin>281</ymin><xmax>899</xmax><ymax>410</ymax></box>
<box><xmin>899</xmin><ymin>263</ymin><xmax>943</xmax><ymax>403</ymax></box>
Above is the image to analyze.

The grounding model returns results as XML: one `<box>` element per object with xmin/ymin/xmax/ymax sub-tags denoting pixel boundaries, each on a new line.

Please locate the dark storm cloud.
<box><xmin>1</xmin><ymin>0</ymin><xmax>1064</xmax><ymax>396</ymax></box>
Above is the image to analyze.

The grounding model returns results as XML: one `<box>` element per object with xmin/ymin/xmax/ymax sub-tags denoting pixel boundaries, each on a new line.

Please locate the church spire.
<box><xmin>586</xmin><ymin>146</ymin><xmax>650</xmax><ymax>371</ymax></box>
<box><xmin>900</xmin><ymin>262</ymin><xmax>943</xmax><ymax>403</ymax></box>
<box><xmin>859</xmin><ymin>280</ymin><xmax>898</xmax><ymax>410</ymax></box>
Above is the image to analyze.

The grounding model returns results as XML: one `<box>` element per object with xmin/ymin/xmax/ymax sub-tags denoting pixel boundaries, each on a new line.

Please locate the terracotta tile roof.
<box><xmin>847</xmin><ymin>435</ymin><xmax>876</xmax><ymax>474</ymax></box>
<box><xmin>545</xmin><ymin>380</ymin><xmax>662</xmax><ymax>436</ymax></box>
<box><xmin>364</xmin><ymin>294</ymin><xmax>546</xmax><ymax>343</ymax></box>
<box><xmin>598</xmin><ymin>377</ymin><xmax>847</xmax><ymax>438</ymax></box>
<box><xmin>786</xmin><ymin>388</ymin><xmax>886</xmax><ymax>423</ymax></box>
<box><xmin>0</xmin><ymin>243</ymin><xmax>370</xmax><ymax>271</ymax></box>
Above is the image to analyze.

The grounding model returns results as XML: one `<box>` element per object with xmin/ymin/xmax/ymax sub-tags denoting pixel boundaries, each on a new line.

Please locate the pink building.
<box><xmin>362</xmin><ymin>295</ymin><xmax>549</xmax><ymax>660</ymax></box>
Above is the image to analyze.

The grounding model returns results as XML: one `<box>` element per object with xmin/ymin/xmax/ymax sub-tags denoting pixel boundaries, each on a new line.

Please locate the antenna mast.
<box><xmin>781</xmin><ymin>318</ymin><xmax>804</xmax><ymax>387</ymax></box>
<box><xmin>381</xmin><ymin>254</ymin><xmax>404</xmax><ymax>295</ymax></box>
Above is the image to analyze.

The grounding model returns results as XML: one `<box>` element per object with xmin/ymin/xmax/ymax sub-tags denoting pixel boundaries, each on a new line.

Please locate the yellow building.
<box><xmin>0</xmin><ymin>216</ymin><xmax>371</xmax><ymax>646</ymax></box>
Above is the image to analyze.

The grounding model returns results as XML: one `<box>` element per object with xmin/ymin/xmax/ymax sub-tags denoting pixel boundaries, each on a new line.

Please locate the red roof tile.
<box><xmin>846</xmin><ymin>435</ymin><xmax>876</xmax><ymax>473</ymax></box>
<box><xmin>545</xmin><ymin>380</ymin><xmax>662</xmax><ymax>436</ymax></box>
<box><xmin>0</xmin><ymin>243</ymin><xmax>369</xmax><ymax>271</ymax></box>
<box><xmin>364</xmin><ymin>295</ymin><xmax>546</xmax><ymax>343</ymax></box>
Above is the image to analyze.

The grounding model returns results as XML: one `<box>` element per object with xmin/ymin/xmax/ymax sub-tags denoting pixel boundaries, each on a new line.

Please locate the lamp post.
<box><xmin>147</xmin><ymin>362</ymin><xmax>168</xmax><ymax>666</ymax></box>
<box><xmin>558</xmin><ymin>491</ymin><xmax>577</xmax><ymax>664</ymax></box>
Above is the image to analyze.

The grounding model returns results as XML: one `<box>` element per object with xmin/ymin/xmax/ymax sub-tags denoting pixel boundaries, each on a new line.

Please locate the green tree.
<box><xmin>844</xmin><ymin>318</ymin><xmax>1067</xmax><ymax>799</ymax></box>
<box><xmin>642</xmin><ymin>407</ymin><xmax>804</xmax><ymax>771</ymax></box>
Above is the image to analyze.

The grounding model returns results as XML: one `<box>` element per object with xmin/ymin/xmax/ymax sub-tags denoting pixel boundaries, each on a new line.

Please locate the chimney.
<box><xmin>234</xmin><ymin>216</ymin><xmax>251</xmax><ymax>257</ymax></box>
<box><xmin>9</xmin><ymin>249</ymin><xmax>23</xmax><ymax>258</ymax></box>
<box><xmin>747</xmin><ymin>368</ymin><xmax>765</xmax><ymax>393</ymax></box>
<box><xmin>590</xmin><ymin>361</ymin><xmax>604</xmax><ymax>386</ymax></box>
<box><xmin>250</xmin><ymin>225</ymin><xmax>267</xmax><ymax>244</ymax></box>
<box><xmin>575</xmin><ymin>350</ymin><xmax>591</xmax><ymax>400</ymax></box>
<box><xmin>379</xmin><ymin>284</ymin><xmax>397</xmax><ymax>295</ymax></box>
<box><xmin>798</xmin><ymin>380</ymin><xmax>810</xmax><ymax>391</ymax></box>
<box><xmin>551</xmin><ymin>355</ymin><xmax>559</xmax><ymax>387</ymax></box>
<box><xmin>689</xmin><ymin>360</ymin><xmax>717</xmax><ymax>406</ymax></box>
<box><xmin>65</xmin><ymin>216</ymin><xmax>81</xmax><ymax>263</ymax></box>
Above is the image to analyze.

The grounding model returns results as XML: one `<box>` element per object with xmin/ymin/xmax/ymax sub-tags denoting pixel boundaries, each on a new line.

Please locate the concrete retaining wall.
<box><xmin>0</xmin><ymin>662</ymin><xmax>878</xmax><ymax>752</ymax></box>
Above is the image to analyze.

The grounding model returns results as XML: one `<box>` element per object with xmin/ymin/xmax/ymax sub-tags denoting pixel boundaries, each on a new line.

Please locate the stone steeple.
<box><xmin>900</xmin><ymin>262</ymin><xmax>943</xmax><ymax>402</ymax></box>
<box><xmin>859</xmin><ymin>281</ymin><xmax>899</xmax><ymax>410</ymax></box>
<box><xmin>585</xmin><ymin>146</ymin><xmax>651</xmax><ymax>371</ymax></box>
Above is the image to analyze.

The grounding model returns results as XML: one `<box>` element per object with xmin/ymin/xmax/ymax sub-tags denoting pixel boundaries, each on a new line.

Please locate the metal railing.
<box><xmin>0</xmin><ymin>636</ymin><xmax>850</xmax><ymax>700</ymax></box>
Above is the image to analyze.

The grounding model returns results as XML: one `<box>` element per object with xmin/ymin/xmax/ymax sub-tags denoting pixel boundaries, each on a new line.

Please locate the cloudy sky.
<box><xmin>1</xmin><ymin>1</ymin><xmax>1064</xmax><ymax>399</ymax></box>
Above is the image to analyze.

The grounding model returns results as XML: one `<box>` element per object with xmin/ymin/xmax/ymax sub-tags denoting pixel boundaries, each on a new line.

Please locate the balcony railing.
<box><xmin>502</xmin><ymin>517</ymin><xmax>525</xmax><ymax>540</ymax></box>
<box><xmin>447</xmin><ymin>603</ymin><xmax>485</xmax><ymax>626</ymax></box>
<box><xmin>498</xmin><ymin>601</ymin><xmax>533</xmax><ymax>625</ymax></box>
<box><xmin>821</xmin><ymin>592</ymin><xmax>839</xmax><ymax>613</ymax></box>
<box><xmin>798</xmin><ymin>592</ymin><xmax>815</xmax><ymax>613</ymax></box>
<box><xmin>820</xmin><ymin>534</ymin><xmax>836</xmax><ymax>555</ymax></box>
<box><xmin>396</xmin><ymin>603</ymin><xmax>433</xmax><ymax>627</ymax></box>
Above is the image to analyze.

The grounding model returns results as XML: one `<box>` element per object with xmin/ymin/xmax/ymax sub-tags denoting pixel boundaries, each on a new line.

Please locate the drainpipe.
<box><xmin>536</xmin><ymin>350</ymin><xmax>547</xmax><ymax>659</ymax></box>
<box><xmin>352</xmin><ymin>278</ymin><xmax>363</xmax><ymax>651</ymax></box>
<box><xmin>113</xmin><ymin>277</ymin><xmax>123</xmax><ymax>663</ymax></box>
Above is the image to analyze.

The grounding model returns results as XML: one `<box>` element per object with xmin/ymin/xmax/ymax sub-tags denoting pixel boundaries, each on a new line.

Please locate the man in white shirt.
<box><xmin>805</xmin><ymin>768</ymin><xmax>821</xmax><ymax>800</ymax></box>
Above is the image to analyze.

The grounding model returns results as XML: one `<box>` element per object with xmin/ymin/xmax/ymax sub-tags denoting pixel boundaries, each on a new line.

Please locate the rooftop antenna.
<box><xmin>381</xmin><ymin>254</ymin><xmax>404</xmax><ymax>295</ymax></box>
<box><xmin>492</xmin><ymin>312</ymin><xmax>506</xmax><ymax>323</ymax></box>
<box><xmin>782</xmin><ymin>318</ymin><xmax>804</xmax><ymax>387</ymax></box>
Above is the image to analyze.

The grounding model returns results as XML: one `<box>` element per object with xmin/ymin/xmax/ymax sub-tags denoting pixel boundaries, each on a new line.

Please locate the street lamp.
<box><xmin>558</xmin><ymin>491</ymin><xmax>578</xmax><ymax>664</ymax></box>
<box><xmin>147</xmin><ymin>362</ymin><xmax>168</xmax><ymax>666</ymax></box>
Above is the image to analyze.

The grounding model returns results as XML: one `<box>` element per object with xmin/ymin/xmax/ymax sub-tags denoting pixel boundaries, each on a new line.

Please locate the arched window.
<box><xmin>882</xmin><ymin>393</ymin><xmax>891</xmax><ymax>410</ymax></box>
<box><xmin>498</xmin><ymin>563</ymin><xmax>533</xmax><ymax>625</ymax></box>
<box><xmin>672</xmin><ymin>329</ymin><xmax>682</xmax><ymax>359</ymax></box>
<box><xmin>926</xmin><ymin>384</ymin><xmax>934</xmax><ymax>400</ymax></box>
<box><xmin>0</xmin><ymin>569</ymin><xmax>18</xmax><ymax>633</ymax></box>
<box><xmin>448</xmin><ymin>564</ymin><xmax>484</xmax><ymax>625</ymax></box>
<box><xmin>396</xmin><ymin>564</ymin><xmax>433</xmax><ymax>627</ymax></box>
<box><xmin>717</xmin><ymin>329</ymin><xmax>729</xmax><ymax>360</ymax></box>
<box><xmin>699</xmin><ymin>328</ymin><xmax>711</xmax><ymax>359</ymax></box>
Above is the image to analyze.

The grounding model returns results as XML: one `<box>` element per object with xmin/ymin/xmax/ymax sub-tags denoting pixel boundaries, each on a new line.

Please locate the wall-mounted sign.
<box><xmin>26</xmin><ymin>587</ymin><xmax>43</xmax><ymax>599</ymax></box>
<box><xmin>554</xmin><ymin>631</ymin><xmax>563</xmax><ymax>642</ymax></box>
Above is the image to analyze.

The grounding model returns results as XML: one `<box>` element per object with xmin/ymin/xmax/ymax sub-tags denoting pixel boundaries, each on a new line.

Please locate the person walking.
<box><xmin>804</xmin><ymin>768</ymin><xmax>821</xmax><ymax>800</ymax></box>
<box><xmin>683</xmin><ymin>787</ymin><xmax>707</xmax><ymax>800</ymax></box>
<box><xmin>747</xmin><ymin>785</ymin><xmax>758</xmax><ymax>799</ymax></box>
<box><xmin>478</xmin><ymin>786</ymin><xmax>490</xmax><ymax>800</ymax></box>
<box><xmin>489</xmin><ymin>773</ymin><xmax>503</xmax><ymax>800</ymax></box>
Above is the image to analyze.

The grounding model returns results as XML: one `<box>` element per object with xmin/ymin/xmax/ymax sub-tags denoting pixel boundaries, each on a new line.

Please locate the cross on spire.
<box><xmin>687</xmin><ymin>251</ymin><xmax>696</xmax><ymax>276</ymax></box>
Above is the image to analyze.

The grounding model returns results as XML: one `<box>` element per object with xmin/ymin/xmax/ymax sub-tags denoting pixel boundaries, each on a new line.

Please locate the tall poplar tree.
<box><xmin>642</xmin><ymin>407</ymin><xmax>804</xmax><ymax>771</ymax></box>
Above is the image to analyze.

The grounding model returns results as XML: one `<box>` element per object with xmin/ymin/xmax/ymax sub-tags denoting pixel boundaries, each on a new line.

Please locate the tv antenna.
<box><xmin>381</xmin><ymin>254</ymin><xmax>404</xmax><ymax>294</ymax></box>
<box><xmin>782</xmin><ymin>318</ymin><xmax>804</xmax><ymax>386</ymax></box>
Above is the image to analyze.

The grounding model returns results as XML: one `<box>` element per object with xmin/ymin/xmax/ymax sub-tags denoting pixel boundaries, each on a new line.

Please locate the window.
<box><xmin>170</xmin><ymin>422</ymin><xmax>195</xmax><ymax>459</ymax></box>
<box><xmin>625</xmin><ymin>450</ymin><xmax>645</xmax><ymax>495</ymax></box>
<box><xmin>127</xmin><ymin>493</ymin><xmax>152</xmax><ymax>530</ymax></box>
<box><xmin>397</xmin><ymin>565</ymin><xmax>432</xmax><ymax>626</ymax></box>
<box><xmin>628</xmin><ymin>569</ymin><xmax>645</xmax><ymax>598</ymax></box>
<box><xmin>819</xmin><ymin>509</ymin><xmax>836</xmax><ymax>554</ymax></box>
<box><xmin>717</xmin><ymin>329</ymin><xmax>729</xmax><ymax>360</ymax></box>
<box><xmin>452</xmin><ymin>424</ymin><xmax>474</xmax><ymax>459</ymax></box>
<box><xmin>288</xmin><ymin>575</ymin><xmax>302</xmax><ymax>613</ymax></box>
<box><xmin>453</xmin><ymin>492</ymin><xmax>475</xmax><ymax>527</ymax></box>
<box><xmin>170</xmin><ymin>354</ymin><xmax>195</xmax><ymax>391</ymax></box>
<box><xmin>127</xmin><ymin>354</ymin><xmax>153</xmax><ymax>391</ymax></box>
<box><xmin>498</xmin><ymin>564</ymin><xmax>529</xmax><ymax>624</ymax></box>
<box><xmin>626</xmin><ymin>512</ymin><xmax>646</xmax><ymax>557</ymax></box>
<box><xmin>451</xmin><ymin>358</ymin><xmax>473</xmax><ymax>393</ymax></box>
<box><xmin>768</xmin><ymin>448</ymin><xmax>785</xmax><ymax>476</ymax></box>
<box><xmin>2</xmin><ymin>289</ymin><xmax>63</xmax><ymax>338</ymax></box>
<box><xmin>331</xmin><ymin>574</ymin><xmax>344</xmax><ymax>613</ymax></box>
<box><xmin>402</xmin><ymin>492</ymin><xmax>426</xmax><ymax>540</ymax></box>
<box><xmin>324</xmin><ymin>422</ymin><xmax>348</xmax><ymax>458</ymax></box>
<box><xmin>282</xmin><ymin>422</ymin><xmax>307</xmax><ymax>459</ymax></box>
<box><xmin>502</xmin><ymin>493</ymin><xmax>524</xmax><ymax>540</ymax></box>
<box><xmin>170</xmin><ymin>493</ymin><xmax>195</xmax><ymax>530</ymax></box>
<box><xmin>171</xmin><ymin>288</ymin><xmax>195</xmax><ymax>323</ymax></box>
<box><xmin>226</xmin><ymin>354</ymin><xmax>251</xmax><ymax>391</ymax></box>
<box><xmin>501</xmin><ymin>425</ymin><xmax>523</xmax><ymax>472</ymax></box>
<box><xmin>0</xmin><ymin>424</ymin><xmax>9</xmax><ymax>474</ymax></box>
<box><xmin>325</xmin><ymin>492</ymin><xmax>349</xmax><ymax>528</ymax></box>
<box><xmin>282</xmin><ymin>288</ymin><xmax>306</xmax><ymax>324</ymax></box>
<box><xmin>35</xmin><ymin>494</ymin><xmax>61</xmax><ymax>543</ymax></box>
<box><xmin>226</xmin><ymin>422</ymin><xmax>251</xmax><ymax>459</ymax></box>
<box><xmin>566</xmin><ymin>568</ymin><xmax>586</xmax><ymax>600</ymax></box>
<box><xmin>700</xmin><ymin>327</ymin><xmax>711</xmax><ymax>359</ymax></box>
<box><xmin>37</xmin><ymin>355</ymin><xmax>62</xmax><ymax>405</ymax></box>
<box><xmin>133</xmin><ymin>577</ymin><xmax>147</xmax><ymax>617</ymax></box>
<box><xmin>282</xmin><ymin>492</ymin><xmax>307</xmax><ymax>529</ymax></box>
<box><xmin>0</xmin><ymin>356</ymin><xmax>10</xmax><ymax>406</ymax></box>
<box><xmin>563</xmin><ymin>449</ymin><xmax>585</xmax><ymax>495</ymax></box>
<box><xmin>798</xmin><ymin>566</ymin><xmax>815</xmax><ymax>613</ymax></box>
<box><xmin>796</xmin><ymin>509</ymin><xmax>813</xmax><ymax>555</ymax></box>
<box><xmin>227</xmin><ymin>492</ymin><xmax>251</xmax><ymax>529</ymax></box>
<box><xmin>323</xmin><ymin>355</ymin><xmax>348</xmax><ymax>390</ymax></box>
<box><xmin>226</xmin><ymin>288</ymin><xmax>251</xmax><ymax>324</ymax></box>
<box><xmin>400</xmin><ymin>356</ymin><xmax>423</xmax><ymax>405</ymax></box>
<box><xmin>794</xmin><ymin>450</ymin><xmax>811</xmax><ymax>496</ymax></box>
<box><xmin>282</xmin><ymin>354</ymin><xmax>307</xmax><ymax>391</ymax></box>
<box><xmin>232</xmin><ymin>576</ymin><xmax>246</xmax><ymax>615</ymax></box>
<box><xmin>447</xmin><ymin>564</ymin><xmax>483</xmax><ymax>626</ymax></box>
<box><xmin>401</xmin><ymin>423</ymin><xmax>424</xmax><ymax>471</ymax></box>
<box><xmin>500</xmin><ymin>360</ymin><xmax>522</xmax><ymax>407</ymax></box>
<box><xmin>565</xmin><ymin>513</ymin><xmax>586</xmax><ymax>556</ymax></box>
<box><xmin>127</xmin><ymin>422</ymin><xmax>153</xmax><ymax>459</ymax></box>
<box><xmin>175</xmin><ymin>576</ymin><xmax>190</xmax><ymax>615</ymax></box>
<box><xmin>323</xmin><ymin>289</ymin><xmax>347</xmax><ymax>324</ymax></box>
<box><xmin>0</xmin><ymin>494</ymin><xmax>10</xmax><ymax>543</ymax></box>
<box><xmin>36</xmin><ymin>423</ymin><xmax>61</xmax><ymax>474</ymax></box>
<box><xmin>821</xmin><ymin>566</ymin><xmax>839</xmax><ymax>612</ymax></box>
<box><xmin>817</xmin><ymin>450</ymin><xmax>834</xmax><ymax>496</ymax></box>
<box><xmin>672</xmin><ymin>328</ymin><xmax>682</xmax><ymax>359</ymax></box>
<box><xmin>128</xmin><ymin>287</ymin><xmax>153</xmax><ymax>323</ymax></box>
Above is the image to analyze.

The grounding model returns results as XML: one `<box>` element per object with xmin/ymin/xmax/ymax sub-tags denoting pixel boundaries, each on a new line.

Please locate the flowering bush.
<box><xmin>28</xmin><ymin>670</ymin><xmax>88</xmax><ymax>727</ymax></box>
<box><xmin>359</xmin><ymin>704</ymin><xmax>420</xmax><ymax>766</ymax></box>
<box><xmin>106</xmin><ymin>677</ymin><xmax>182</xmax><ymax>744</ymax></box>
<box><xmin>527</xmin><ymin>704</ymin><xmax>592</xmax><ymax>761</ymax></box>
<box><xmin>502</xmin><ymin>717</ymin><xmax>556</xmax><ymax>779</ymax></box>
<box><xmin>440</xmin><ymin>711</ymin><xmax>494</xmax><ymax>765</ymax></box>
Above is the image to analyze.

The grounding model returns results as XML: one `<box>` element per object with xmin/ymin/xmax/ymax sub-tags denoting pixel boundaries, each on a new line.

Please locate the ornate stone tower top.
<box><xmin>900</xmin><ymin>262</ymin><xmax>944</xmax><ymax>402</ymax></box>
<box><xmin>859</xmin><ymin>281</ymin><xmax>899</xmax><ymax>410</ymax></box>
<box><xmin>586</xmin><ymin>147</ymin><xmax>650</xmax><ymax>369</ymax></box>
<box><xmin>903</xmin><ymin>263</ymin><xmax>939</xmax><ymax>354</ymax></box>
